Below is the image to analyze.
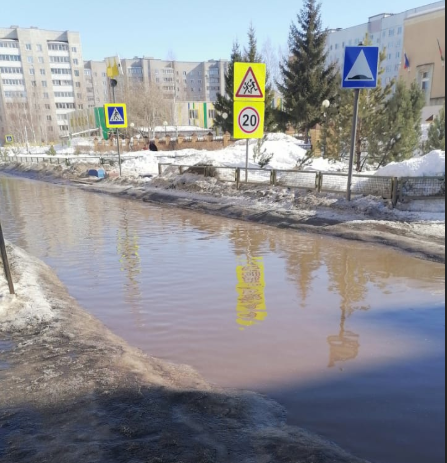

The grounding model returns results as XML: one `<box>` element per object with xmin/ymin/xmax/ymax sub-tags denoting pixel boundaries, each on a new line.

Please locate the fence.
<box><xmin>158</xmin><ymin>163</ymin><xmax>445</xmax><ymax>206</ymax></box>
<box><xmin>4</xmin><ymin>154</ymin><xmax>144</xmax><ymax>167</ymax></box>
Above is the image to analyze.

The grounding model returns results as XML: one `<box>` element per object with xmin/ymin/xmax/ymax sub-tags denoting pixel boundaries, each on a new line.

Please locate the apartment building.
<box><xmin>84</xmin><ymin>60</ymin><xmax>109</xmax><ymax>109</ymax></box>
<box><xmin>0</xmin><ymin>27</ymin><xmax>88</xmax><ymax>144</ymax></box>
<box><xmin>326</xmin><ymin>1</ymin><xmax>445</xmax><ymax>86</ymax></box>
<box><xmin>399</xmin><ymin>6</ymin><xmax>445</xmax><ymax>120</ymax></box>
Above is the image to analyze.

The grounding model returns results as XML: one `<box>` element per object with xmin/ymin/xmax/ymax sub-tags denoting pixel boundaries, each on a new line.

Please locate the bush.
<box><xmin>253</xmin><ymin>136</ymin><xmax>274</xmax><ymax>169</ymax></box>
<box><xmin>46</xmin><ymin>145</ymin><xmax>57</xmax><ymax>156</ymax></box>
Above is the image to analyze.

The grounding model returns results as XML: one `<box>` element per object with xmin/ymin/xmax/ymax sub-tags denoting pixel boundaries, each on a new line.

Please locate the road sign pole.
<box><xmin>0</xmin><ymin>221</ymin><xmax>15</xmax><ymax>295</ymax></box>
<box><xmin>347</xmin><ymin>89</ymin><xmax>360</xmax><ymax>201</ymax></box>
<box><xmin>111</xmin><ymin>81</ymin><xmax>122</xmax><ymax>177</ymax></box>
<box><xmin>245</xmin><ymin>140</ymin><xmax>249</xmax><ymax>183</ymax></box>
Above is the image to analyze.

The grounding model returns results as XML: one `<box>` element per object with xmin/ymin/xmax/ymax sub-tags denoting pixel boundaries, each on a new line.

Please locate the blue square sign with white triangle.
<box><xmin>342</xmin><ymin>47</ymin><xmax>380</xmax><ymax>89</ymax></box>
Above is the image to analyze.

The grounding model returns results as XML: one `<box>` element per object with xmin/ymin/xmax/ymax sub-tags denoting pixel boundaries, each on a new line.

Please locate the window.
<box><xmin>37</xmin><ymin>44</ymin><xmax>43</xmax><ymax>52</ymax></box>
<box><xmin>42</xmin><ymin>81</ymin><xmax>47</xmax><ymax>87</ymax></box>
<box><xmin>191</xmin><ymin>88</ymin><xmax>195</xmax><ymax>93</ymax></box>
<box><xmin>395</xmin><ymin>64</ymin><xmax>401</xmax><ymax>72</ymax></box>
<box><xmin>75</xmin><ymin>82</ymin><xmax>81</xmax><ymax>88</ymax></box>
<box><xmin>31</xmin><ymin>81</ymin><xmax>37</xmax><ymax>87</ymax></box>
<box><xmin>59</xmin><ymin>125</ymin><xmax>69</xmax><ymax>131</ymax></box>
<box><xmin>74</xmin><ymin>70</ymin><xmax>80</xmax><ymax>77</ymax></box>
<box><xmin>208</xmin><ymin>109</ymin><xmax>216</xmax><ymax>119</ymax></box>
<box><xmin>25</xmin><ymin>44</ymin><xmax>32</xmax><ymax>51</ymax></box>
<box><xmin>2</xmin><ymin>79</ymin><xmax>25</xmax><ymax>85</ymax></box>
<box><xmin>45</xmin><ymin>104</ymin><xmax>51</xmax><ymax>110</ymax></box>
<box><xmin>73</xmin><ymin>59</ymin><xmax>79</xmax><ymax>66</ymax></box>
<box><xmin>128</xmin><ymin>67</ymin><xmax>143</xmax><ymax>75</ymax></box>
<box><xmin>72</xmin><ymin>47</ymin><xmax>77</xmax><ymax>53</ymax></box>
<box><xmin>76</xmin><ymin>93</ymin><xmax>82</xmax><ymax>99</ymax></box>
<box><xmin>50</xmin><ymin>56</ymin><xmax>70</xmax><ymax>63</ymax></box>
<box><xmin>57</xmin><ymin>114</ymin><xmax>68</xmax><ymax>121</ymax></box>
<box><xmin>396</xmin><ymin>51</ymin><xmax>401</xmax><ymax>59</ymax></box>
<box><xmin>386</xmin><ymin>65</ymin><xmax>392</xmax><ymax>73</ymax></box>
<box><xmin>198</xmin><ymin>79</ymin><xmax>202</xmax><ymax>84</ymax></box>
<box><xmin>27</xmin><ymin>57</ymin><xmax>34</xmax><ymax>64</ymax></box>
<box><xmin>78</xmin><ymin>104</ymin><xmax>83</xmax><ymax>109</ymax></box>
<box><xmin>47</xmin><ymin>115</ymin><xmax>52</xmax><ymax>121</ymax></box>
<box><xmin>84</xmin><ymin>69</ymin><xmax>92</xmax><ymax>76</ymax></box>
<box><xmin>189</xmin><ymin>110</ymin><xmax>199</xmax><ymax>119</ymax></box>
<box><xmin>40</xmin><ymin>69</ymin><xmax>46</xmax><ymax>75</ymax></box>
<box><xmin>388</xmin><ymin>53</ymin><xmax>393</xmax><ymax>61</ymax></box>
<box><xmin>48</xmin><ymin>43</ymin><xmax>69</xmax><ymax>51</ymax></box>
<box><xmin>43</xmin><ymin>92</ymin><xmax>50</xmax><ymax>99</ymax></box>
<box><xmin>0</xmin><ymin>54</ymin><xmax>21</xmax><ymax>61</ymax></box>
<box><xmin>389</xmin><ymin>29</ymin><xmax>395</xmax><ymax>37</ymax></box>
<box><xmin>38</xmin><ymin>57</ymin><xmax>44</xmax><ymax>64</ymax></box>
<box><xmin>0</xmin><ymin>67</ymin><xmax>23</xmax><ymax>74</ymax></box>
<box><xmin>0</xmin><ymin>41</ymin><xmax>19</xmax><ymax>49</ymax></box>
<box><xmin>52</xmin><ymin>68</ymin><xmax>71</xmax><ymax>75</ymax></box>
<box><xmin>398</xmin><ymin>26</ymin><xmax>403</xmax><ymax>35</ymax></box>
<box><xmin>56</xmin><ymin>103</ymin><xmax>75</xmax><ymax>109</ymax></box>
<box><xmin>4</xmin><ymin>91</ymin><xmax>27</xmax><ymax>98</ymax></box>
<box><xmin>335</xmin><ymin>44</ymin><xmax>339</xmax><ymax>50</ymax></box>
<box><xmin>29</xmin><ymin>68</ymin><xmax>35</xmax><ymax>75</ymax></box>
<box><xmin>55</xmin><ymin>91</ymin><xmax>74</xmax><ymax>97</ymax></box>
<box><xmin>48</xmin><ymin>127</ymin><xmax>54</xmax><ymax>132</ymax></box>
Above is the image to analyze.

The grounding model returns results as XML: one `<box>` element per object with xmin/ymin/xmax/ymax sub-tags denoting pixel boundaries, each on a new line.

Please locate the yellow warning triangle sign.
<box><xmin>236</xmin><ymin>67</ymin><xmax>264</xmax><ymax>99</ymax></box>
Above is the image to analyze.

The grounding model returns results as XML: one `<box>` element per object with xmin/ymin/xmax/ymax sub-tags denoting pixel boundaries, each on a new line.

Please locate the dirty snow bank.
<box><xmin>0</xmin><ymin>244</ymin><xmax>55</xmax><ymax>332</ymax></box>
<box><xmin>376</xmin><ymin>150</ymin><xmax>446</xmax><ymax>177</ymax></box>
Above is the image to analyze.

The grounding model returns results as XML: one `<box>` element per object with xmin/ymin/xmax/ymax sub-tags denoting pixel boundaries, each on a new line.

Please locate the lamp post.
<box><xmin>322</xmin><ymin>100</ymin><xmax>331</xmax><ymax>158</ymax></box>
<box><xmin>163</xmin><ymin>121</ymin><xmax>168</xmax><ymax>138</ymax></box>
<box><xmin>222</xmin><ymin>112</ymin><xmax>229</xmax><ymax>137</ymax></box>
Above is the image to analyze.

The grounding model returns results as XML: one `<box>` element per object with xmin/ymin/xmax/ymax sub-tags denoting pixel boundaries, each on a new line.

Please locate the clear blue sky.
<box><xmin>2</xmin><ymin>0</ymin><xmax>443</xmax><ymax>61</ymax></box>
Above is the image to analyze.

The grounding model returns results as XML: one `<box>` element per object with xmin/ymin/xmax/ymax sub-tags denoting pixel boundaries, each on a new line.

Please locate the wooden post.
<box><xmin>0</xmin><ymin>221</ymin><xmax>15</xmax><ymax>295</ymax></box>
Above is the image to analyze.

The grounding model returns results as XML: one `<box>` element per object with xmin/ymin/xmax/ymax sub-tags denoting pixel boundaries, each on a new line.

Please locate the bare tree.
<box><xmin>262</xmin><ymin>38</ymin><xmax>281</xmax><ymax>91</ymax></box>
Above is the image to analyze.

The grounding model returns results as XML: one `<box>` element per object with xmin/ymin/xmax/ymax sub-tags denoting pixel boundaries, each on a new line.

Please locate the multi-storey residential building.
<box><xmin>119</xmin><ymin>57</ymin><xmax>228</xmax><ymax>103</ymax></box>
<box><xmin>0</xmin><ymin>27</ymin><xmax>87</xmax><ymax>144</ymax></box>
<box><xmin>399</xmin><ymin>6</ymin><xmax>445</xmax><ymax>120</ymax></box>
<box><xmin>326</xmin><ymin>1</ymin><xmax>445</xmax><ymax>86</ymax></box>
<box><xmin>84</xmin><ymin>60</ymin><xmax>109</xmax><ymax>109</ymax></box>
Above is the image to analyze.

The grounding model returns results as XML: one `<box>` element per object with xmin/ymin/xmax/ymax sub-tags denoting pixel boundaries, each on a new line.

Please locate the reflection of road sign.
<box><xmin>104</xmin><ymin>104</ymin><xmax>128</xmax><ymax>129</ymax></box>
<box><xmin>234</xmin><ymin>63</ymin><xmax>266</xmax><ymax>101</ymax></box>
<box><xmin>342</xmin><ymin>47</ymin><xmax>380</xmax><ymax>89</ymax></box>
<box><xmin>236</xmin><ymin>257</ymin><xmax>267</xmax><ymax>328</ymax></box>
<box><xmin>5</xmin><ymin>135</ymin><xmax>14</xmax><ymax>144</ymax></box>
<box><xmin>234</xmin><ymin>102</ymin><xmax>265</xmax><ymax>139</ymax></box>
<box><xmin>105</xmin><ymin>56</ymin><xmax>123</xmax><ymax>78</ymax></box>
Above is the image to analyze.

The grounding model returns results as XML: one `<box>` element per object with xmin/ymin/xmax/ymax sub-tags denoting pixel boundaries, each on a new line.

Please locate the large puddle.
<box><xmin>0</xmin><ymin>175</ymin><xmax>445</xmax><ymax>463</ymax></box>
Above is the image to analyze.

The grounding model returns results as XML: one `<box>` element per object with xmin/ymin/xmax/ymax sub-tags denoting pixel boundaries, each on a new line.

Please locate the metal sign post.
<box><xmin>110</xmin><ymin>79</ymin><xmax>122</xmax><ymax>177</ymax></box>
<box><xmin>342</xmin><ymin>46</ymin><xmax>379</xmax><ymax>200</ymax></box>
<box><xmin>0</xmin><ymin>221</ymin><xmax>15</xmax><ymax>295</ymax></box>
<box><xmin>234</xmin><ymin>63</ymin><xmax>267</xmax><ymax>184</ymax></box>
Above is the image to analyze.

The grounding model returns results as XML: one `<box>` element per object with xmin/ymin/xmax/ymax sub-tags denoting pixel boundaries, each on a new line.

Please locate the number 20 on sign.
<box><xmin>234</xmin><ymin>101</ymin><xmax>265</xmax><ymax>139</ymax></box>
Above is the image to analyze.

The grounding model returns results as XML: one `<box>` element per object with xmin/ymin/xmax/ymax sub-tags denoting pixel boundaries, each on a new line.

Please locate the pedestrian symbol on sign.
<box><xmin>236</xmin><ymin>67</ymin><xmax>264</xmax><ymax>99</ymax></box>
<box><xmin>110</xmin><ymin>107</ymin><xmax>124</xmax><ymax>123</ymax></box>
<box><xmin>5</xmin><ymin>135</ymin><xmax>14</xmax><ymax>144</ymax></box>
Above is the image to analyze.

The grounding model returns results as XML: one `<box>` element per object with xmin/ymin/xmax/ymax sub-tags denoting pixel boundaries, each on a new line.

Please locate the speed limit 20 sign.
<box><xmin>234</xmin><ymin>101</ymin><xmax>265</xmax><ymax>139</ymax></box>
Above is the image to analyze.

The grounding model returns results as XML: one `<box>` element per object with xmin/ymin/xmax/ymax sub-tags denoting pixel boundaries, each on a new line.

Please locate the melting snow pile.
<box><xmin>0</xmin><ymin>246</ymin><xmax>55</xmax><ymax>332</ymax></box>
<box><xmin>376</xmin><ymin>151</ymin><xmax>445</xmax><ymax>177</ymax></box>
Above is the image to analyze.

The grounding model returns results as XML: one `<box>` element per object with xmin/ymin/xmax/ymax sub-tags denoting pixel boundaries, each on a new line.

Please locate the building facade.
<box><xmin>399</xmin><ymin>7</ymin><xmax>445</xmax><ymax>120</ymax></box>
<box><xmin>84</xmin><ymin>60</ymin><xmax>109</xmax><ymax>109</ymax></box>
<box><xmin>326</xmin><ymin>1</ymin><xmax>445</xmax><ymax>86</ymax></box>
<box><xmin>0</xmin><ymin>27</ymin><xmax>88</xmax><ymax>144</ymax></box>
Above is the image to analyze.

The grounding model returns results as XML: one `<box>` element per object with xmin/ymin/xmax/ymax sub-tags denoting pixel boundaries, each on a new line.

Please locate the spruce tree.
<box><xmin>214</xmin><ymin>42</ymin><xmax>243</xmax><ymax>134</ymax></box>
<box><xmin>371</xmin><ymin>80</ymin><xmax>424</xmax><ymax>167</ymax></box>
<box><xmin>423</xmin><ymin>105</ymin><xmax>446</xmax><ymax>152</ymax></box>
<box><xmin>278</xmin><ymin>0</ymin><xmax>338</xmax><ymax>142</ymax></box>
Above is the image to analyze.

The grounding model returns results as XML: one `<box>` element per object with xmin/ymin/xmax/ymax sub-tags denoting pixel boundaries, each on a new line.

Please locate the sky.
<box><xmin>1</xmin><ymin>0</ymin><xmax>443</xmax><ymax>61</ymax></box>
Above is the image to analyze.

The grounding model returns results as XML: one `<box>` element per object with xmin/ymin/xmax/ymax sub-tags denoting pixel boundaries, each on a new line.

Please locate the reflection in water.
<box><xmin>327</xmin><ymin>310</ymin><xmax>360</xmax><ymax>368</ymax></box>
<box><xmin>236</xmin><ymin>256</ymin><xmax>267</xmax><ymax>329</ymax></box>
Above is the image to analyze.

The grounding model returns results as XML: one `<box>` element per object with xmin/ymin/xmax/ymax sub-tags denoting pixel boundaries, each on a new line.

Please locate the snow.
<box><xmin>0</xmin><ymin>245</ymin><xmax>55</xmax><ymax>332</ymax></box>
<box><xmin>376</xmin><ymin>151</ymin><xmax>446</xmax><ymax>177</ymax></box>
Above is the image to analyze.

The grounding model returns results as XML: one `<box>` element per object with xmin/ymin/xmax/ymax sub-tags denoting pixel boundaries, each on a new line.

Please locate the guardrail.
<box><xmin>158</xmin><ymin>163</ymin><xmax>445</xmax><ymax>206</ymax></box>
<box><xmin>3</xmin><ymin>154</ymin><xmax>144</xmax><ymax>167</ymax></box>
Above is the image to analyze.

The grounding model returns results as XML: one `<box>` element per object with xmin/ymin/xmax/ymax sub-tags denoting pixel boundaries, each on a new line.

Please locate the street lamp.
<box><xmin>322</xmin><ymin>100</ymin><xmax>331</xmax><ymax>158</ymax></box>
<box><xmin>163</xmin><ymin>121</ymin><xmax>168</xmax><ymax>137</ymax></box>
<box><xmin>221</xmin><ymin>112</ymin><xmax>229</xmax><ymax>136</ymax></box>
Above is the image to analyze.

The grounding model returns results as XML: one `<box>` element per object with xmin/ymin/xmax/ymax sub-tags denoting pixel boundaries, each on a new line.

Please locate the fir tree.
<box><xmin>372</xmin><ymin>80</ymin><xmax>424</xmax><ymax>167</ymax></box>
<box><xmin>214</xmin><ymin>42</ymin><xmax>243</xmax><ymax>134</ymax></box>
<box><xmin>278</xmin><ymin>0</ymin><xmax>338</xmax><ymax>142</ymax></box>
<box><xmin>243</xmin><ymin>25</ymin><xmax>277</xmax><ymax>132</ymax></box>
<box><xmin>423</xmin><ymin>105</ymin><xmax>446</xmax><ymax>152</ymax></box>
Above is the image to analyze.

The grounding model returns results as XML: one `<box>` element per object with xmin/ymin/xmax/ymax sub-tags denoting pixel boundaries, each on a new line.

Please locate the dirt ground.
<box><xmin>0</xmin><ymin>246</ymin><xmax>369</xmax><ymax>463</ymax></box>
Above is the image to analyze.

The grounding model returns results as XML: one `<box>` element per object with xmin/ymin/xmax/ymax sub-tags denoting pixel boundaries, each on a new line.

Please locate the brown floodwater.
<box><xmin>0</xmin><ymin>175</ymin><xmax>445</xmax><ymax>463</ymax></box>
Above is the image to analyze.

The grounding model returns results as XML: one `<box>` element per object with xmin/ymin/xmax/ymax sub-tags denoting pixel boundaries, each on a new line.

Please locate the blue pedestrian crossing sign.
<box><xmin>104</xmin><ymin>104</ymin><xmax>128</xmax><ymax>129</ymax></box>
<box><xmin>342</xmin><ymin>47</ymin><xmax>380</xmax><ymax>89</ymax></box>
<box><xmin>5</xmin><ymin>134</ymin><xmax>14</xmax><ymax>144</ymax></box>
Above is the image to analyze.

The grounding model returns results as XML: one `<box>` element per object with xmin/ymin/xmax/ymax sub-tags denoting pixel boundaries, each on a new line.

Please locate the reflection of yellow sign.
<box><xmin>234</xmin><ymin>101</ymin><xmax>265</xmax><ymax>140</ymax></box>
<box><xmin>236</xmin><ymin>257</ymin><xmax>267</xmax><ymax>328</ymax></box>
<box><xmin>105</xmin><ymin>56</ymin><xmax>123</xmax><ymax>78</ymax></box>
<box><xmin>234</xmin><ymin>63</ymin><xmax>266</xmax><ymax>102</ymax></box>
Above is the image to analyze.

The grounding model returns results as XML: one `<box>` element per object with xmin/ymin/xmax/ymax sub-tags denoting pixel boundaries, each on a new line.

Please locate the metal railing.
<box><xmin>4</xmin><ymin>154</ymin><xmax>144</xmax><ymax>167</ymax></box>
<box><xmin>158</xmin><ymin>163</ymin><xmax>445</xmax><ymax>206</ymax></box>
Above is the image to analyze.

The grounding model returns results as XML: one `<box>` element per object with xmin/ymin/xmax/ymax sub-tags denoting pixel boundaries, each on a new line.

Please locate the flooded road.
<box><xmin>0</xmin><ymin>175</ymin><xmax>445</xmax><ymax>463</ymax></box>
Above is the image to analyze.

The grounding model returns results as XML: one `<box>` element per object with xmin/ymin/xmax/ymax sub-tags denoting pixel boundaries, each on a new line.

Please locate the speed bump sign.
<box><xmin>234</xmin><ymin>101</ymin><xmax>265</xmax><ymax>139</ymax></box>
<box><xmin>5</xmin><ymin>135</ymin><xmax>14</xmax><ymax>144</ymax></box>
